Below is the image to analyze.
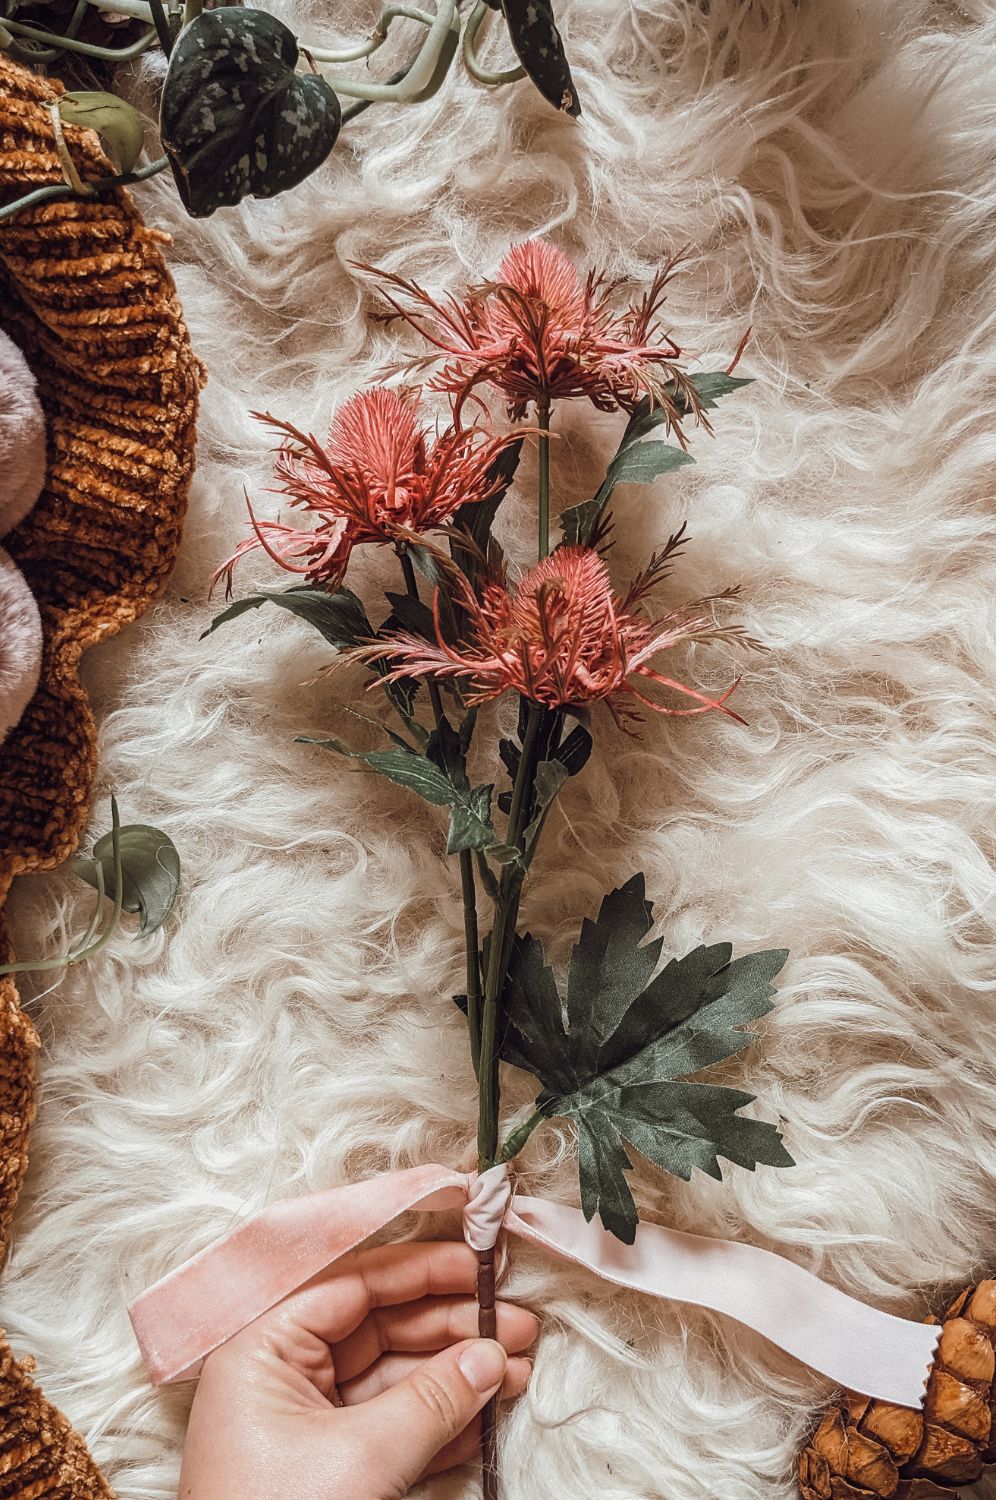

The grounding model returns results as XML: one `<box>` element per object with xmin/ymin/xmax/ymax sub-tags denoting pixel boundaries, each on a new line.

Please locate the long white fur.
<box><xmin>3</xmin><ymin>2</ymin><xmax>994</xmax><ymax>1496</ymax></box>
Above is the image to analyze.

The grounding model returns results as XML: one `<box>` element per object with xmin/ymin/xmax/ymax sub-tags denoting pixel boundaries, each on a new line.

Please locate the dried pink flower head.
<box><xmin>213</xmin><ymin>388</ymin><xmax>515</xmax><ymax>595</ymax></box>
<box><xmin>363</xmin><ymin>540</ymin><xmax>760</xmax><ymax>726</ymax></box>
<box><xmin>357</xmin><ymin>239</ymin><xmax>716</xmax><ymax>434</ymax></box>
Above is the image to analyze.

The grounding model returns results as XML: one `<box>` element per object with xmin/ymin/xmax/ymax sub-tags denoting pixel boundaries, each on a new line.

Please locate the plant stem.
<box><xmin>398</xmin><ymin>548</ymin><xmax>483</xmax><ymax>1074</ymax></box>
<box><xmin>536</xmin><ymin>397</ymin><xmax>551</xmax><ymax>561</ymax></box>
<box><xmin>477</xmin><ymin>700</ymin><xmax>543</xmax><ymax>1168</ymax></box>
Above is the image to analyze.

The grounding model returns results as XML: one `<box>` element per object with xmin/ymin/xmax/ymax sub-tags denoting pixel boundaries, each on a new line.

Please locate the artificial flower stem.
<box><xmin>474</xmin><ymin>699</ymin><xmax>543</xmax><ymax>1500</ymax></box>
<box><xmin>537</xmin><ymin>397</ymin><xmax>551</xmax><ymax>561</ymax></box>
<box><xmin>398</xmin><ymin>547</ymin><xmax>484</xmax><ymax>1071</ymax></box>
<box><xmin>477</xmin><ymin>700</ymin><xmax>544</xmax><ymax>1168</ymax></box>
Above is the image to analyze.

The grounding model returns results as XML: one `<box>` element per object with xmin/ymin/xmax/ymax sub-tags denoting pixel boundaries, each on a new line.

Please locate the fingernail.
<box><xmin>459</xmin><ymin>1339</ymin><xmax>507</xmax><ymax>1393</ymax></box>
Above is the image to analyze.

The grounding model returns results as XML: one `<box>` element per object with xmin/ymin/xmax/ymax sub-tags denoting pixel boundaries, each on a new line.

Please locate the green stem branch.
<box><xmin>536</xmin><ymin>397</ymin><xmax>551</xmax><ymax>561</ymax></box>
<box><xmin>398</xmin><ymin>548</ymin><xmax>483</xmax><ymax>1075</ymax></box>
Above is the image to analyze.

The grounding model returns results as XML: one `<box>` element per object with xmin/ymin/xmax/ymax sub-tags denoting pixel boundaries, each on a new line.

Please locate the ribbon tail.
<box><xmin>129</xmin><ymin>1163</ymin><xmax>469</xmax><ymax>1384</ymax></box>
<box><xmin>505</xmin><ymin>1195</ymin><xmax>940</xmax><ymax>1409</ymax></box>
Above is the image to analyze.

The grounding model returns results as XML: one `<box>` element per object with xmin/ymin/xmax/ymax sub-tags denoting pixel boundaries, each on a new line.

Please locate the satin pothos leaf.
<box><xmin>202</xmin><ymin>585</ymin><xmax>372</xmax><ymax>648</ymax></box>
<box><xmin>72</xmin><ymin>823</ymin><xmax>181</xmax><ymax>936</ymax></box>
<box><xmin>498</xmin><ymin>873</ymin><xmax>792</xmax><ymax>1243</ymax></box>
<box><xmin>502</xmin><ymin>0</ymin><xmax>580</xmax><ymax>117</ymax></box>
<box><xmin>160</xmin><ymin>7</ymin><xmax>341</xmax><ymax>217</ymax></box>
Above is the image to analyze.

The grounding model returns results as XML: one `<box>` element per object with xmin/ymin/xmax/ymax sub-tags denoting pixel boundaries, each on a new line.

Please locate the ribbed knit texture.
<box><xmin>0</xmin><ymin>53</ymin><xmax>202</xmax><ymax>1499</ymax></box>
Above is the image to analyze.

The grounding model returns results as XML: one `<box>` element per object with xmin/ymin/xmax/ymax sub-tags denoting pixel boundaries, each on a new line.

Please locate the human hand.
<box><xmin>177</xmin><ymin>1238</ymin><xmax>537</xmax><ymax>1500</ymax></box>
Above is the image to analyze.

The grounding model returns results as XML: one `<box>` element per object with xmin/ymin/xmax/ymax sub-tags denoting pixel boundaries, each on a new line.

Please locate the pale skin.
<box><xmin>178</xmin><ymin>1239</ymin><xmax>538</xmax><ymax>1500</ymax></box>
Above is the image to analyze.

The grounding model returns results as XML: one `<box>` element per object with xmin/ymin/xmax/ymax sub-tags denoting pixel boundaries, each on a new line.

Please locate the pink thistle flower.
<box><xmin>212</xmin><ymin>388</ymin><xmax>516</xmax><ymax>596</ymax></box>
<box><xmin>357</xmin><ymin>239</ymin><xmax>716</xmax><ymax>438</ymax></box>
<box><xmin>360</xmin><ymin>540</ymin><xmax>761</xmax><ymax>726</ymax></box>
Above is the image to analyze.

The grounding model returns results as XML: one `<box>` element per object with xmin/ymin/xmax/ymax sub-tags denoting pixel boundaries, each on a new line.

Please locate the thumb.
<box><xmin>349</xmin><ymin>1337</ymin><xmax>507</xmax><ymax>1490</ymax></box>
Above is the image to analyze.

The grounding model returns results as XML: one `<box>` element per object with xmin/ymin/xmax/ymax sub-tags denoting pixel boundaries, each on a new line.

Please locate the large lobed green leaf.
<box><xmin>499</xmin><ymin>874</ymin><xmax>792</xmax><ymax>1242</ymax></box>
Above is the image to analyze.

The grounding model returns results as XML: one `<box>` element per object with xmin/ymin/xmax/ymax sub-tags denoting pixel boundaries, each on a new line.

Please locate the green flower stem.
<box><xmin>537</xmin><ymin>397</ymin><xmax>551</xmax><ymax>560</ymax></box>
<box><xmin>398</xmin><ymin>548</ymin><xmax>483</xmax><ymax>1076</ymax></box>
<box><xmin>477</xmin><ymin>699</ymin><xmax>544</xmax><ymax>1169</ymax></box>
<box><xmin>475</xmin><ymin>699</ymin><xmax>543</xmax><ymax>1500</ymax></box>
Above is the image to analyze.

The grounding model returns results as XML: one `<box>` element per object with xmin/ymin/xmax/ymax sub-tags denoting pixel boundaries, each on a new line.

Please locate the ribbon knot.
<box><xmin>128</xmin><ymin>1159</ymin><xmax>940</xmax><ymax>1407</ymax></box>
<box><xmin>462</xmin><ymin>1163</ymin><xmax>512</xmax><ymax>1252</ymax></box>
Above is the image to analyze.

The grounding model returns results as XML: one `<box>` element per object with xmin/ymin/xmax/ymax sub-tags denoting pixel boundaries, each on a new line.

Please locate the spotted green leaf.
<box><xmin>160</xmin><ymin>7</ymin><xmax>341</xmax><ymax>217</ymax></box>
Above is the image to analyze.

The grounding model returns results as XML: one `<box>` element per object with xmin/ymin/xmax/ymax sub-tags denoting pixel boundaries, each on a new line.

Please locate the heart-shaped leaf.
<box><xmin>160</xmin><ymin>7</ymin><xmax>341</xmax><ymax>218</ymax></box>
<box><xmin>72</xmin><ymin>824</ymin><xmax>181</xmax><ymax>937</ymax></box>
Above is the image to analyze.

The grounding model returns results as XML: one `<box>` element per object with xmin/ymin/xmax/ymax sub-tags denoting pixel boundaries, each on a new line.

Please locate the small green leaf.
<box><xmin>383</xmin><ymin>592</ymin><xmax>437</xmax><ymax>642</ymax></box>
<box><xmin>58</xmin><ymin>91</ymin><xmax>145</xmax><ymax>174</ymax></box>
<box><xmin>497</xmin><ymin>873</ymin><xmax>792</xmax><ymax>1243</ymax></box>
<box><xmin>501</xmin><ymin>0</ymin><xmax>580</xmax><ymax>116</ymax></box>
<box><xmin>447</xmin><ymin>784</ymin><xmax>496</xmax><ymax>855</ymax></box>
<box><xmin>602</xmin><ymin>440</ymin><xmax>695</xmax><ymax>491</ymax></box>
<box><xmin>522</xmin><ymin>759</ymin><xmax>568</xmax><ymax>854</ymax></box>
<box><xmin>560</xmin><ymin>434</ymin><xmax>694</xmax><ymax>547</ymax></box>
<box><xmin>201</xmin><ymin>586</ymin><xmax>372</xmax><ymax>649</ymax></box>
<box><xmin>450</xmin><ymin>440</ymin><xmax>523</xmax><ymax>583</ymax></box>
<box><xmin>687</xmin><ymin>371</ymin><xmax>753</xmax><ymax>410</ymax></box>
<box><xmin>299</xmin><ymin>736</ymin><xmax>497</xmax><ymax>854</ymax></box>
<box><xmin>160</xmin><ymin>7</ymin><xmax>341</xmax><ymax>217</ymax></box>
<box><xmin>72</xmin><ymin>824</ymin><xmax>181</xmax><ymax>937</ymax></box>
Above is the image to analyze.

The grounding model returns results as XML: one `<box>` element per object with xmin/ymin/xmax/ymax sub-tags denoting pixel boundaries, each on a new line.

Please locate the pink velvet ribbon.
<box><xmin>129</xmin><ymin>1162</ymin><xmax>939</xmax><ymax>1408</ymax></box>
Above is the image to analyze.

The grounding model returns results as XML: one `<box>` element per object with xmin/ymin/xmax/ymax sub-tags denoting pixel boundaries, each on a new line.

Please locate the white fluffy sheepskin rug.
<box><xmin>4</xmin><ymin>2</ymin><xmax>995</xmax><ymax>1497</ymax></box>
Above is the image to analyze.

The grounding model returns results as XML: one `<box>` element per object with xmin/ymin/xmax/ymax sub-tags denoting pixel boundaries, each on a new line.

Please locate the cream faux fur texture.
<box><xmin>3</xmin><ymin>2</ymin><xmax>994</xmax><ymax>1497</ymax></box>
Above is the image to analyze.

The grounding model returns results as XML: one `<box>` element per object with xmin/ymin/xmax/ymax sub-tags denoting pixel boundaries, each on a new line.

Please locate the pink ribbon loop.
<box><xmin>128</xmin><ymin>1163</ymin><xmax>939</xmax><ymax>1408</ymax></box>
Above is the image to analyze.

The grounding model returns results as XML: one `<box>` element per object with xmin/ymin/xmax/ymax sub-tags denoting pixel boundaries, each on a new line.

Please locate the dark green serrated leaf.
<box><xmin>426</xmin><ymin>717</ymin><xmax>468</xmax><ymax>789</ymax></box>
<box><xmin>555</xmin><ymin>723</ymin><xmax>592</xmax><ymax>776</ymax></box>
<box><xmin>202</xmin><ymin>585</ymin><xmax>372</xmax><ymax>648</ymax></box>
<box><xmin>160</xmin><ymin>7</ymin><xmax>341</xmax><ymax>218</ymax></box>
<box><xmin>498</xmin><ymin>873</ymin><xmax>791</xmax><ymax>1242</ymax></box>
<box><xmin>72</xmin><ymin>823</ymin><xmax>181</xmax><ymax>937</ymax></box>
<box><xmin>502</xmin><ymin>0</ymin><xmax>580</xmax><ymax>117</ymax></box>
<box><xmin>560</xmin><ymin>433</ymin><xmax>694</xmax><ymax>547</ymax></box>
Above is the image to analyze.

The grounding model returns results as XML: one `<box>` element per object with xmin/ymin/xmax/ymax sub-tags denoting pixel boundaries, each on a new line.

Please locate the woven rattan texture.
<box><xmin>0</xmin><ymin>53</ymin><xmax>203</xmax><ymax>1497</ymax></box>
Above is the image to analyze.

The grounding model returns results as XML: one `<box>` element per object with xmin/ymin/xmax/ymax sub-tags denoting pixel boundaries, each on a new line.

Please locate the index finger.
<box><xmin>259</xmin><ymin>1238</ymin><xmax>481</xmax><ymax>1347</ymax></box>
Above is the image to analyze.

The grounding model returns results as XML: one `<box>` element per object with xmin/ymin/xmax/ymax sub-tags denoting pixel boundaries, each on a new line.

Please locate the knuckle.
<box><xmin>411</xmin><ymin>1369</ymin><xmax>463</xmax><ymax>1437</ymax></box>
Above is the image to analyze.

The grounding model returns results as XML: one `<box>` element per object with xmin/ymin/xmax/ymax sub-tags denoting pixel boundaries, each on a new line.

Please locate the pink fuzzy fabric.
<box><xmin>0</xmin><ymin>326</ymin><xmax>45</xmax><ymax>742</ymax></box>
